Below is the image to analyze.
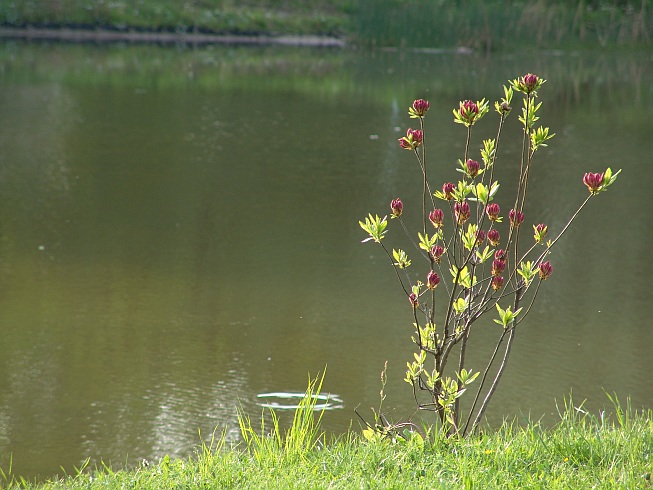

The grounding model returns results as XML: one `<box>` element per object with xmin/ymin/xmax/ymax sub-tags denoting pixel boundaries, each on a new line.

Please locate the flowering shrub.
<box><xmin>359</xmin><ymin>74</ymin><xmax>620</xmax><ymax>437</ymax></box>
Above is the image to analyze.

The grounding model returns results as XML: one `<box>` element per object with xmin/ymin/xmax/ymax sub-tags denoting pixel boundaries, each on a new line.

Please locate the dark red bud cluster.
<box><xmin>583</xmin><ymin>172</ymin><xmax>604</xmax><ymax>194</ymax></box>
<box><xmin>523</xmin><ymin>73</ymin><xmax>538</xmax><ymax>92</ymax></box>
<box><xmin>487</xmin><ymin>229</ymin><xmax>500</xmax><ymax>246</ymax></box>
<box><xmin>412</xmin><ymin>99</ymin><xmax>430</xmax><ymax>117</ymax></box>
<box><xmin>390</xmin><ymin>198</ymin><xmax>403</xmax><ymax>218</ymax></box>
<box><xmin>398</xmin><ymin>128</ymin><xmax>424</xmax><ymax>150</ymax></box>
<box><xmin>466</xmin><ymin>159</ymin><xmax>480</xmax><ymax>178</ymax></box>
<box><xmin>426</xmin><ymin>270</ymin><xmax>440</xmax><ymax>289</ymax></box>
<box><xmin>409</xmin><ymin>292</ymin><xmax>419</xmax><ymax>307</ymax></box>
<box><xmin>442</xmin><ymin>182</ymin><xmax>456</xmax><ymax>200</ymax></box>
<box><xmin>486</xmin><ymin>203</ymin><xmax>501</xmax><ymax>221</ymax></box>
<box><xmin>429</xmin><ymin>208</ymin><xmax>444</xmax><ymax>228</ymax></box>
<box><xmin>492</xmin><ymin>259</ymin><xmax>506</xmax><ymax>276</ymax></box>
<box><xmin>475</xmin><ymin>229</ymin><xmax>486</xmax><ymax>246</ymax></box>
<box><xmin>539</xmin><ymin>261</ymin><xmax>553</xmax><ymax>280</ymax></box>
<box><xmin>509</xmin><ymin>209</ymin><xmax>525</xmax><ymax>227</ymax></box>
<box><xmin>454</xmin><ymin>201</ymin><xmax>471</xmax><ymax>224</ymax></box>
<box><xmin>461</xmin><ymin>100</ymin><xmax>479</xmax><ymax>115</ymax></box>
<box><xmin>430</xmin><ymin>245</ymin><xmax>445</xmax><ymax>263</ymax></box>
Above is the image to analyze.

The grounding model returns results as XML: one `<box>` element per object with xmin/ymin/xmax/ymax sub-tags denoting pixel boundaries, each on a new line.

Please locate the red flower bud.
<box><xmin>486</xmin><ymin>203</ymin><xmax>501</xmax><ymax>222</ymax></box>
<box><xmin>430</xmin><ymin>245</ymin><xmax>445</xmax><ymax>264</ymax></box>
<box><xmin>398</xmin><ymin>128</ymin><xmax>423</xmax><ymax>150</ymax></box>
<box><xmin>461</xmin><ymin>99</ymin><xmax>479</xmax><ymax>116</ymax></box>
<box><xmin>390</xmin><ymin>198</ymin><xmax>403</xmax><ymax>218</ymax></box>
<box><xmin>523</xmin><ymin>73</ymin><xmax>538</xmax><ymax>92</ymax></box>
<box><xmin>426</xmin><ymin>270</ymin><xmax>440</xmax><ymax>289</ymax></box>
<box><xmin>442</xmin><ymin>182</ymin><xmax>456</xmax><ymax>201</ymax></box>
<box><xmin>466</xmin><ymin>159</ymin><xmax>480</xmax><ymax>178</ymax></box>
<box><xmin>429</xmin><ymin>208</ymin><xmax>444</xmax><ymax>228</ymax></box>
<box><xmin>533</xmin><ymin>223</ymin><xmax>548</xmax><ymax>243</ymax></box>
<box><xmin>583</xmin><ymin>172</ymin><xmax>604</xmax><ymax>194</ymax></box>
<box><xmin>491</xmin><ymin>259</ymin><xmax>506</xmax><ymax>276</ymax></box>
<box><xmin>409</xmin><ymin>292</ymin><xmax>419</xmax><ymax>307</ymax></box>
<box><xmin>454</xmin><ymin>201</ymin><xmax>471</xmax><ymax>225</ymax></box>
<box><xmin>487</xmin><ymin>228</ymin><xmax>500</xmax><ymax>246</ymax></box>
<box><xmin>508</xmin><ymin>209</ymin><xmax>525</xmax><ymax>227</ymax></box>
<box><xmin>494</xmin><ymin>248</ymin><xmax>506</xmax><ymax>261</ymax></box>
<box><xmin>455</xmin><ymin>99</ymin><xmax>483</xmax><ymax>126</ymax></box>
<box><xmin>412</xmin><ymin>99</ymin><xmax>430</xmax><ymax>117</ymax></box>
<box><xmin>491</xmin><ymin>276</ymin><xmax>504</xmax><ymax>291</ymax></box>
<box><xmin>475</xmin><ymin>229</ymin><xmax>486</xmax><ymax>246</ymax></box>
<box><xmin>538</xmin><ymin>261</ymin><xmax>553</xmax><ymax>280</ymax></box>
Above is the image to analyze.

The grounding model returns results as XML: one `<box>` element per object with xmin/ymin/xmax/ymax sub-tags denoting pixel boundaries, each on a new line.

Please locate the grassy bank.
<box><xmin>351</xmin><ymin>0</ymin><xmax>651</xmax><ymax>50</ymax></box>
<box><xmin>2</xmin><ymin>394</ymin><xmax>652</xmax><ymax>489</ymax></box>
<box><xmin>0</xmin><ymin>0</ymin><xmax>354</xmax><ymax>38</ymax></box>
<box><xmin>0</xmin><ymin>0</ymin><xmax>650</xmax><ymax>49</ymax></box>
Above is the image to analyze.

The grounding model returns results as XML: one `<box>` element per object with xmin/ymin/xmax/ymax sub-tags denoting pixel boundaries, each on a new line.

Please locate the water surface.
<box><xmin>0</xmin><ymin>42</ymin><xmax>651</xmax><ymax>480</ymax></box>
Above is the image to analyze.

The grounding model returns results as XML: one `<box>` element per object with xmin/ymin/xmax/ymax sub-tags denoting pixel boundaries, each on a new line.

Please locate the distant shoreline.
<box><xmin>0</xmin><ymin>26</ymin><xmax>347</xmax><ymax>47</ymax></box>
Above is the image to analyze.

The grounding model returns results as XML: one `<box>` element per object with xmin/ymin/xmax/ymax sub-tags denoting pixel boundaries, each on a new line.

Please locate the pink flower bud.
<box><xmin>442</xmin><ymin>182</ymin><xmax>456</xmax><ymax>201</ymax></box>
<box><xmin>455</xmin><ymin>99</ymin><xmax>481</xmax><ymax>126</ymax></box>
<box><xmin>430</xmin><ymin>245</ymin><xmax>445</xmax><ymax>264</ymax></box>
<box><xmin>390</xmin><ymin>198</ymin><xmax>403</xmax><ymax>218</ymax></box>
<box><xmin>408</xmin><ymin>128</ymin><xmax>423</xmax><ymax>142</ymax></box>
<box><xmin>454</xmin><ymin>201</ymin><xmax>471</xmax><ymax>225</ymax></box>
<box><xmin>583</xmin><ymin>172</ymin><xmax>604</xmax><ymax>194</ymax></box>
<box><xmin>486</xmin><ymin>203</ymin><xmax>501</xmax><ymax>222</ymax></box>
<box><xmin>412</xmin><ymin>99</ymin><xmax>430</xmax><ymax>117</ymax></box>
<box><xmin>409</xmin><ymin>292</ymin><xmax>419</xmax><ymax>307</ymax></box>
<box><xmin>426</xmin><ymin>270</ymin><xmax>440</xmax><ymax>289</ymax></box>
<box><xmin>491</xmin><ymin>259</ymin><xmax>506</xmax><ymax>276</ymax></box>
<box><xmin>466</xmin><ymin>159</ymin><xmax>480</xmax><ymax>178</ymax></box>
<box><xmin>491</xmin><ymin>276</ymin><xmax>504</xmax><ymax>291</ymax></box>
<box><xmin>538</xmin><ymin>261</ymin><xmax>553</xmax><ymax>280</ymax></box>
<box><xmin>487</xmin><ymin>228</ymin><xmax>500</xmax><ymax>246</ymax></box>
<box><xmin>523</xmin><ymin>73</ymin><xmax>538</xmax><ymax>92</ymax></box>
<box><xmin>398</xmin><ymin>128</ymin><xmax>423</xmax><ymax>150</ymax></box>
<box><xmin>461</xmin><ymin>100</ymin><xmax>479</xmax><ymax>115</ymax></box>
<box><xmin>429</xmin><ymin>208</ymin><xmax>444</xmax><ymax>228</ymax></box>
<box><xmin>508</xmin><ymin>209</ymin><xmax>525</xmax><ymax>227</ymax></box>
<box><xmin>475</xmin><ymin>229</ymin><xmax>486</xmax><ymax>246</ymax></box>
<box><xmin>533</xmin><ymin>223</ymin><xmax>548</xmax><ymax>243</ymax></box>
<box><xmin>494</xmin><ymin>249</ymin><xmax>506</xmax><ymax>261</ymax></box>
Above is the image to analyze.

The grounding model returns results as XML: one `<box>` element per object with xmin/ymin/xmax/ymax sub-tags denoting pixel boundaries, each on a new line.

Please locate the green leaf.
<box><xmin>476</xmin><ymin>245</ymin><xmax>493</xmax><ymax>263</ymax></box>
<box><xmin>472</xmin><ymin>182</ymin><xmax>489</xmax><ymax>204</ymax></box>
<box><xmin>392</xmin><ymin>249</ymin><xmax>411</xmax><ymax>269</ymax></box>
<box><xmin>359</xmin><ymin>214</ymin><xmax>388</xmax><ymax>243</ymax></box>
<box><xmin>601</xmin><ymin>167</ymin><xmax>622</xmax><ymax>191</ymax></box>
<box><xmin>517</xmin><ymin>260</ymin><xmax>537</xmax><ymax>284</ymax></box>
<box><xmin>494</xmin><ymin>303</ymin><xmax>523</xmax><ymax>328</ymax></box>
<box><xmin>418</xmin><ymin>232</ymin><xmax>438</xmax><ymax>251</ymax></box>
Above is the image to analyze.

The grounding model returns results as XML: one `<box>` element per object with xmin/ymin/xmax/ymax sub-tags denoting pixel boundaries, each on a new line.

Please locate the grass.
<box><xmin>351</xmin><ymin>0</ymin><xmax>652</xmax><ymax>50</ymax></box>
<box><xmin>2</xmin><ymin>382</ymin><xmax>651</xmax><ymax>489</ymax></box>
<box><xmin>0</xmin><ymin>0</ymin><xmax>354</xmax><ymax>37</ymax></box>
<box><xmin>0</xmin><ymin>0</ymin><xmax>650</xmax><ymax>49</ymax></box>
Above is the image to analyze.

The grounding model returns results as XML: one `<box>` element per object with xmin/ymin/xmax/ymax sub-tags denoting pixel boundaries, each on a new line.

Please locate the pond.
<box><xmin>0</xmin><ymin>41</ymin><xmax>651</xmax><ymax>481</ymax></box>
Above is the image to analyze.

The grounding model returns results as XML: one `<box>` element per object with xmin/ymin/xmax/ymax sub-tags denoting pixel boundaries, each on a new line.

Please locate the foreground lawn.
<box><xmin>4</xmin><ymin>397</ymin><xmax>652</xmax><ymax>489</ymax></box>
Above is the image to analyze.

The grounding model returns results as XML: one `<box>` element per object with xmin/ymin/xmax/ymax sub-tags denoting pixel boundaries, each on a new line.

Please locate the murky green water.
<box><xmin>0</xmin><ymin>42</ymin><xmax>651</xmax><ymax>481</ymax></box>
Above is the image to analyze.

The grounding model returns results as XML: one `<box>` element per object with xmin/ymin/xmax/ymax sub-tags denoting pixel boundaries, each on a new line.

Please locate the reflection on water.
<box><xmin>0</xmin><ymin>41</ymin><xmax>652</xmax><ymax>481</ymax></box>
<box><xmin>257</xmin><ymin>392</ymin><xmax>345</xmax><ymax>411</ymax></box>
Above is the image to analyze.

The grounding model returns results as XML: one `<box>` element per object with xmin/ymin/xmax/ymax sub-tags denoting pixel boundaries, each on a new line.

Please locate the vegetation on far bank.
<box><xmin>2</xmin><ymin>393</ymin><xmax>652</xmax><ymax>489</ymax></box>
<box><xmin>0</xmin><ymin>0</ymin><xmax>650</xmax><ymax>50</ymax></box>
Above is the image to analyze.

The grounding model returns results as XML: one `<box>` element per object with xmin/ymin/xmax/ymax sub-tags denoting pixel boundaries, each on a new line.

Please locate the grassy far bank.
<box><xmin>0</xmin><ymin>0</ymin><xmax>651</xmax><ymax>49</ymax></box>
<box><xmin>2</xmin><ymin>393</ymin><xmax>652</xmax><ymax>489</ymax></box>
